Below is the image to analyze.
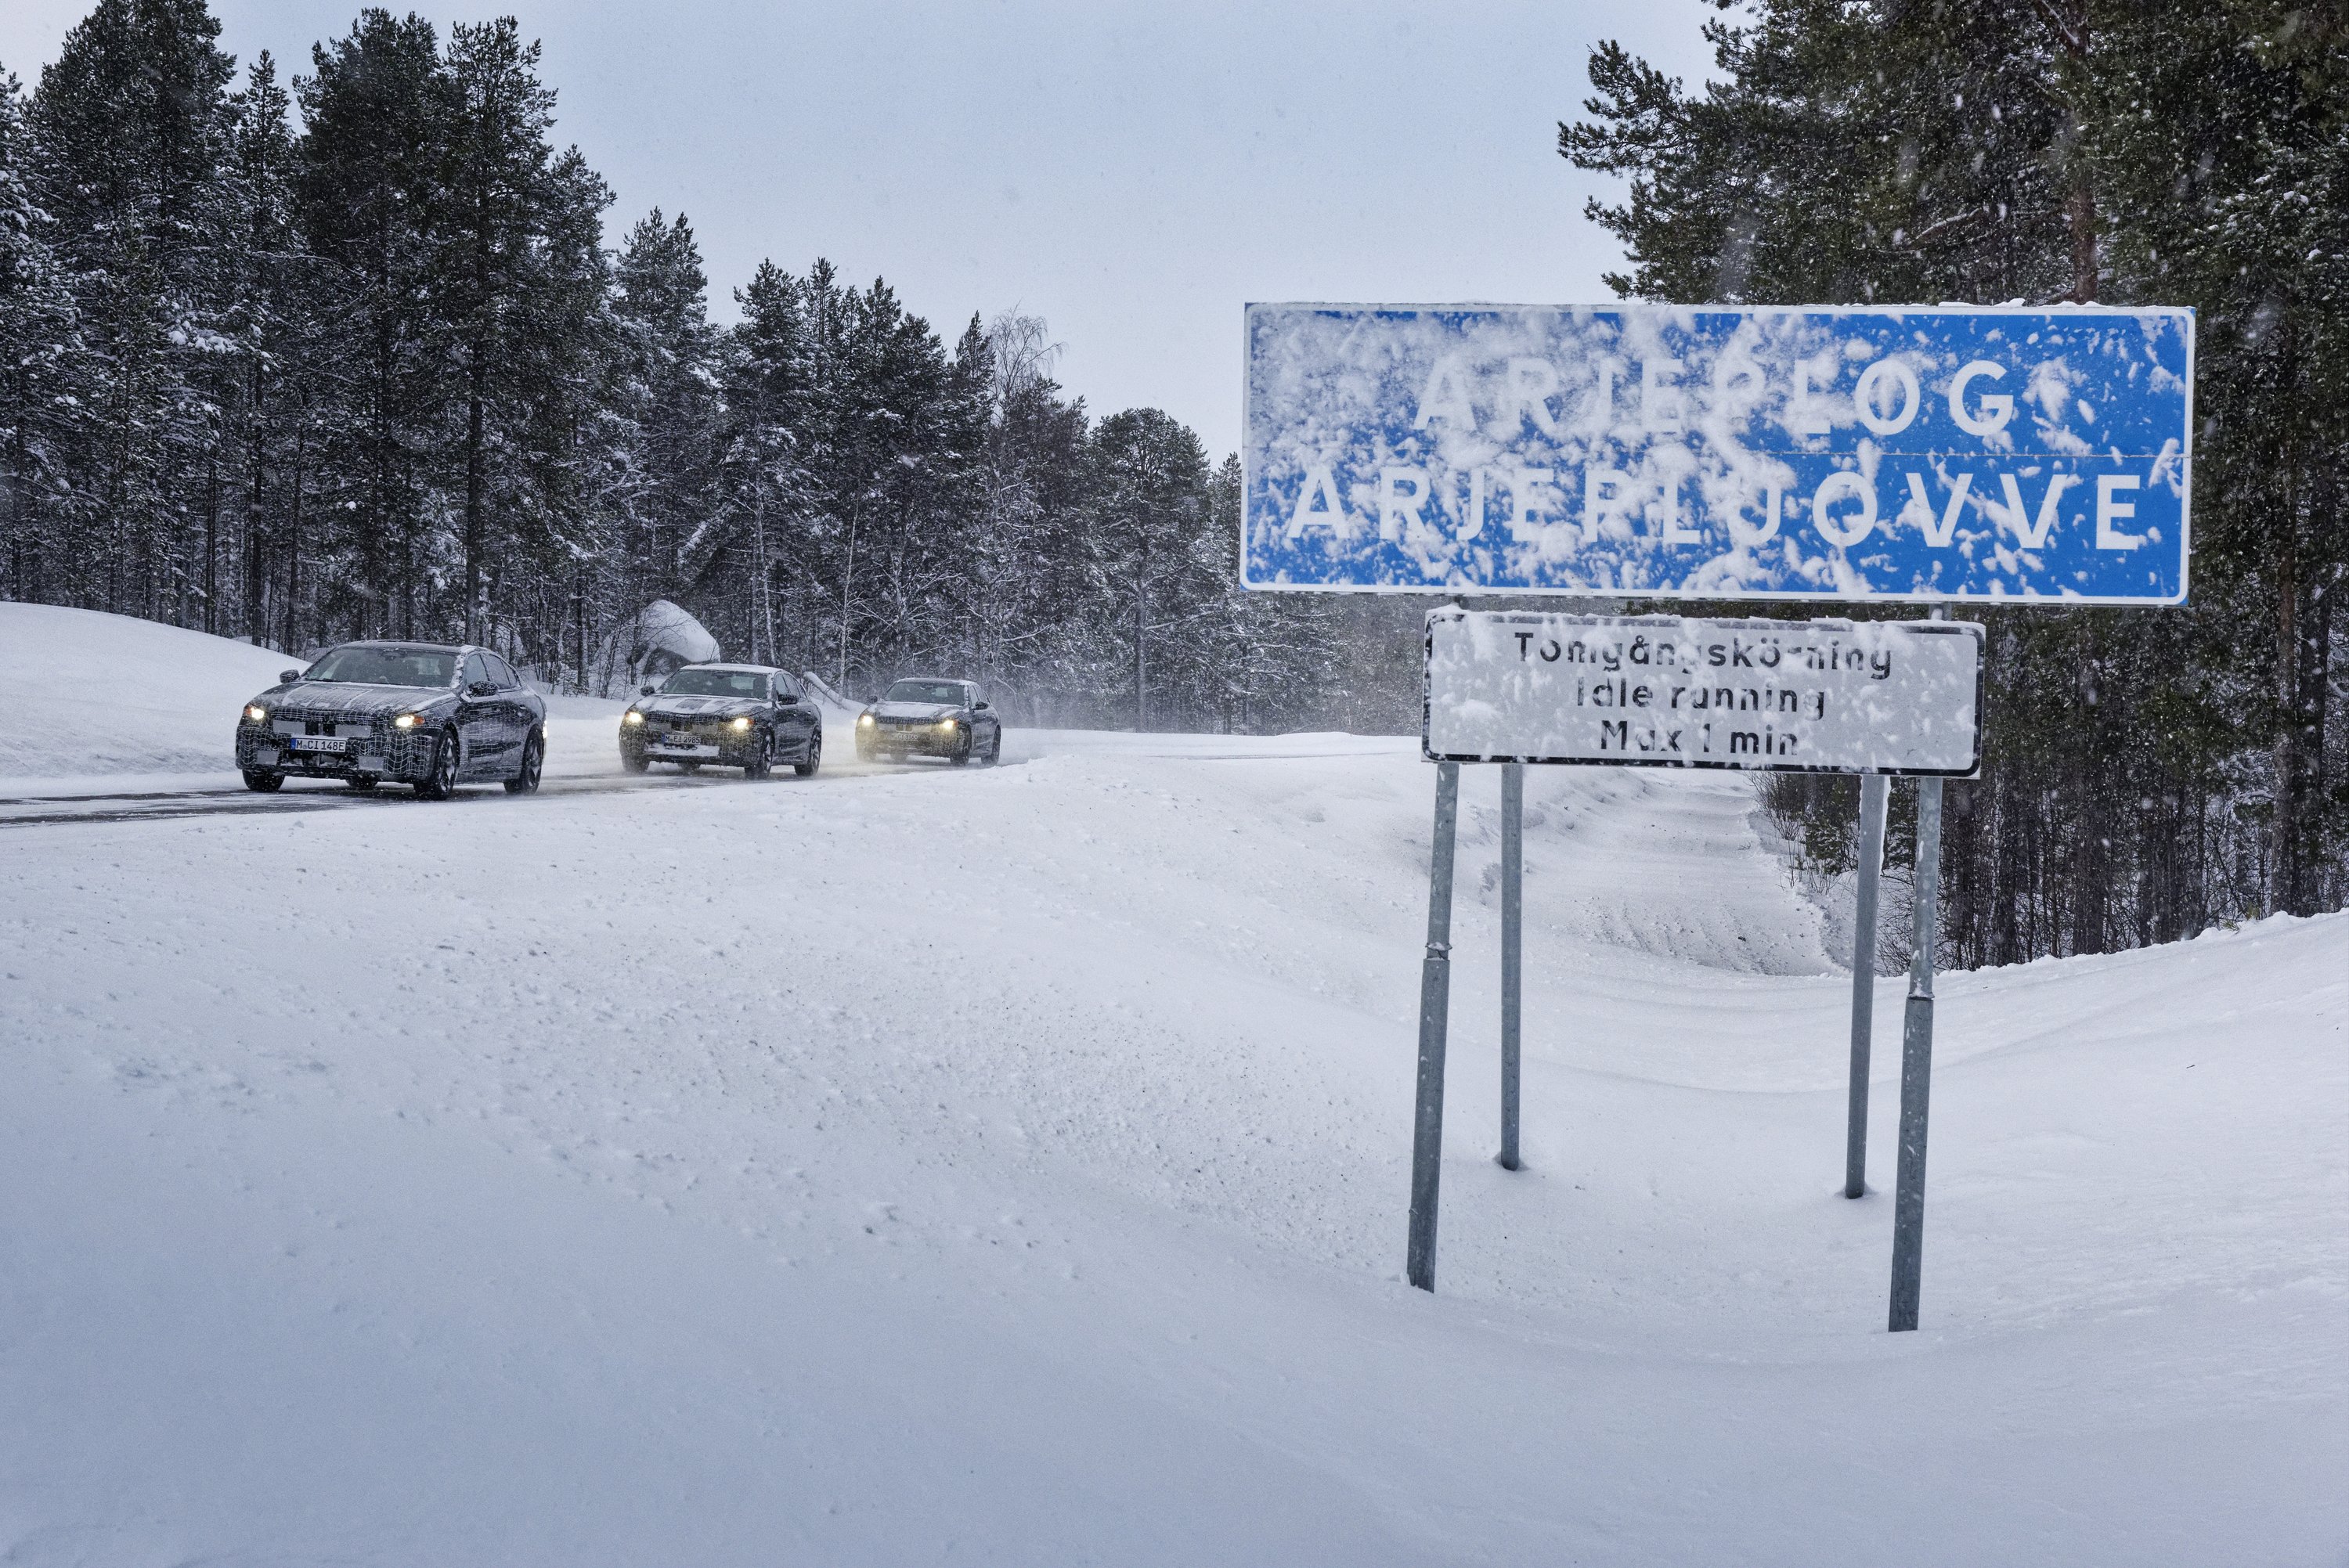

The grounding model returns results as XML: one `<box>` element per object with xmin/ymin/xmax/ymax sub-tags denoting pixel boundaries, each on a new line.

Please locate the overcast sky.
<box><xmin>2</xmin><ymin>0</ymin><xmax>1716</xmax><ymax>458</ymax></box>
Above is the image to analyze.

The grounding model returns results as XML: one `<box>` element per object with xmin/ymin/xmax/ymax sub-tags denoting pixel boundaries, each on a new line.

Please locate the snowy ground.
<box><xmin>2</xmin><ymin>608</ymin><xmax>2344</xmax><ymax>1564</ymax></box>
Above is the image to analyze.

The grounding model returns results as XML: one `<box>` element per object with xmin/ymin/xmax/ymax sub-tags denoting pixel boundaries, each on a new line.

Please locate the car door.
<box><xmin>776</xmin><ymin>673</ymin><xmax>815</xmax><ymax>757</ymax></box>
<box><xmin>970</xmin><ymin>683</ymin><xmax>1001</xmax><ymax>751</ymax></box>
<box><xmin>456</xmin><ymin>653</ymin><xmax>506</xmax><ymax>777</ymax></box>
<box><xmin>485</xmin><ymin>652</ymin><xmax>531</xmax><ymax>773</ymax></box>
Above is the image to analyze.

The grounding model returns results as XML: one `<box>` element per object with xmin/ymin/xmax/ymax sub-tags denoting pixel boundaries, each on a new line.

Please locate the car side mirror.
<box><xmin>280</xmin><ymin>669</ymin><xmax>301</xmax><ymax>684</ymax></box>
<box><xmin>973</xmin><ymin>701</ymin><xmax>990</xmax><ymax>711</ymax></box>
<box><xmin>778</xmin><ymin>694</ymin><xmax>799</xmax><ymax>707</ymax></box>
<box><xmin>466</xmin><ymin>679</ymin><xmax>497</xmax><ymax>697</ymax></box>
<box><xmin>640</xmin><ymin>684</ymin><xmax>656</xmax><ymax>697</ymax></box>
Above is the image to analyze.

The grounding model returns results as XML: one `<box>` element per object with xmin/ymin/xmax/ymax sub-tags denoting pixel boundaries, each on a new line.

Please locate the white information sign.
<box><xmin>1424</xmin><ymin>611</ymin><xmax>1983</xmax><ymax>775</ymax></box>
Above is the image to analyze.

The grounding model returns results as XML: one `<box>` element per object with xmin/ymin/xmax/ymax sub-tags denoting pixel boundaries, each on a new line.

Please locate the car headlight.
<box><xmin>937</xmin><ymin>719</ymin><xmax>958</xmax><ymax>731</ymax></box>
<box><xmin>393</xmin><ymin>712</ymin><xmax>423</xmax><ymax>730</ymax></box>
<box><xmin>730</xmin><ymin>716</ymin><xmax>752</xmax><ymax>731</ymax></box>
<box><xmin>244</xmin><ymin>705</ymin><xmax>268</xmax><ymax>723</ymax></box>
<box><xmin>857</xmin><ymin>713</ymin><xmax>875</xmax><ymax>726</ymax></box>
<box><xmin>622</xmin><ymin>711</ymin><xmax>644</xmax><ymax>726</ymax></box>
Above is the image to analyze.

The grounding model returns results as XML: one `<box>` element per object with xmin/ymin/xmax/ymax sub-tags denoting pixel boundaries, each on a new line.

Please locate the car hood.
<box><xmin>871</xmin><ymin>701</ymin><xmax>960</xmax><ymax>721</ymax></box>
<box><xmin>639</xmin><ymin>695</ymin><xmax>763</xmax><ymax>719</ymax></box>
<box><xmin>262</xmin><ymin>681</ymin><xmax>452</xmax><ymax>717</ymax></box>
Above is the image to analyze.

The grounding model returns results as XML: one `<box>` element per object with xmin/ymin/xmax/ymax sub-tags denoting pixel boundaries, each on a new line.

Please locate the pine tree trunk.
<box><xmin>1134</xmin><ymin>526</ymin><xmax>1149</xmax><ymax>731</ymax></box>
<box><xmin>465</xmin><ymin>358</ymin><xmax>487</xmax><ymax>644</ymax></box>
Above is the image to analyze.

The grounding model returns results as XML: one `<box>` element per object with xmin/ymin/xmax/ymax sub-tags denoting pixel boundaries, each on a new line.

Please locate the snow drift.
<box><xmin>0</xmin><ymin>603</ymin><xmax>292</xmax><ymax>779</ymax></box>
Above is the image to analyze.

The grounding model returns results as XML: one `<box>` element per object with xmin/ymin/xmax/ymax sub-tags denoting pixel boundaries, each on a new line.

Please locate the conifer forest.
<box><xmin>2</xmin><ymin>0</ymin><xmax>2345</xmax><ymax>957</ymax></box>
<box><xmin>1566</xmin><ymin>0</ymin><xmax>2348</xmax><ymax>957</ymax></box>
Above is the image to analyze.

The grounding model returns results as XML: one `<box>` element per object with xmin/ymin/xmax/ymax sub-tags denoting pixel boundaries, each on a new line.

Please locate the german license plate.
<box><xmin>289</xmin><ymin>735</ymin><xmax>347</xmax><ymax>752</ymax></box>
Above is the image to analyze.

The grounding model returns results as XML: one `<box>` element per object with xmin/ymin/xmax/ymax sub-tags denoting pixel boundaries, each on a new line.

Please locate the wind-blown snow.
<box><xmin>0</xmin><ymin>609</ymin><xmax>2342</xmax><ymax>1563</ymax></box>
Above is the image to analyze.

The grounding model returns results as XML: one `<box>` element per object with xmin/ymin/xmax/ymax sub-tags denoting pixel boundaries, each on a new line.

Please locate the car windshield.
<box><xmin>303</xmin><ymin>646</ymin><xmax>456</xmax><ymax>688</ymax></box>
<box><xmin>662</xmin><ymin>669</ymin><xmax>769</xmax><ymax>698</ymax></box>
<box><xmin>886</xmin><ymin>681</ymin><xmax>965</xmax><ymax>705</ymax></box>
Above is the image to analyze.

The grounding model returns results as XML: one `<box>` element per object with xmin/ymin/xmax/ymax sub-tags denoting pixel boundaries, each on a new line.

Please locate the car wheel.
<box><xmin>621</xmin><ymin>747</ymin><xmax>648</xmax><ymax>773</ymax></box>
<box><xmin>415</xmin><ymin>729</ymin><xmax>459</xmax><ymax>799</ymax></box>
<box><xmin>682</xmin><ymin>761</ymin><xmax>701</xmax><ymax>775</ymax></box>
<box><xmin>242</xmin><ymin>769</ymin><xmax>283</xmax><ymax>793</ymax></box>
<box><xmin>346</xmin><ymin>775</ymin><xmax>378</xmax><ymax>792</ymax></box>
<box><xmin>743</xmin><ymin>732</ymin><xmax>772</xmax><ymax>780</ymax></box>
<box><xmin>505</xmin><ymin>730</ymin><xmax>544</xmax><ymax>794</ymax></box>
<box><xmin>795</xmin><ymin>731</ymin><xmax>822</xmax><ymax>777</ymax></box>
<box><xmin>948</xmin><ymin>725</ymin><xmax>973</xmax><ymax>766</ymax></box>
<box><xmin>983</xmin><ymin>726</ymin><xmax>1004</xmax><ymax>766</ymax></box>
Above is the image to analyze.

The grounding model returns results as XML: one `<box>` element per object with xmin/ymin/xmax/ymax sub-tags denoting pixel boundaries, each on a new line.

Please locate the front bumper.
<box><xmin>857</xmin><ymin>721</ymin><xmax>965</xmax><ymax>756</ymax></box>
<box><xmin>236</xmin><ymin>722</ymin><xmax>434</xmax><ymax>780</ymax></box>
<box><xmin>624</xmin><ymin>721</ymin><xmax>761</xmax><ymax>766</ymax></box>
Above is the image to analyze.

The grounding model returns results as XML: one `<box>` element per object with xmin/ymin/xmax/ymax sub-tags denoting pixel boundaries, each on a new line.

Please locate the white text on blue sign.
<box><xmin>1245</xmin><ymin>305</ymin><xmax>2192</xmax><ymax>604</ymax></box>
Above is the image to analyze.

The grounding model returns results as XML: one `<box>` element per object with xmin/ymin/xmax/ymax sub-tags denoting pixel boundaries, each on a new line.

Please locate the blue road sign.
<box><xmin>1243</xmin><ymin>304</ymin><xmax>2193</xmax><ymax>604</ymax></box>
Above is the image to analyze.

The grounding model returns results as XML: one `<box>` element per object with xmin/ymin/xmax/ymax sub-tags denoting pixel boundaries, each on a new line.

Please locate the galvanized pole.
<box><xmin>1888</xmin><ymin>775</ymin><xmax>1943</xmax><ymax>1332</ymax></box>
<box><xmin>1844</xmin><ymin>772</ymin><xmax>1889</xmax><ymax>1199</ymax></box>
<box><xmin>1499</xmin><ymin>762</ymin><xmax>1524</xmax><ymax>1172</ymax></box>
<box><xmin>1406</xmin><ymin>761</ymin><xmax>1462</xmax><ymax>1292</ymax></box>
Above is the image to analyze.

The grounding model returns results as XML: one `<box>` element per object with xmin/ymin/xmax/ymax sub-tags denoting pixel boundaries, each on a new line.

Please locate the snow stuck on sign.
<box><xmin>1424</xmin><ymin>611</ymin><xmax>1983</xmax><ymax>774</ymax></box>
<box><xmin>1243</xmin><ymin>303</ymin><xmax>2193</xmax><ymax>603</ymax></box>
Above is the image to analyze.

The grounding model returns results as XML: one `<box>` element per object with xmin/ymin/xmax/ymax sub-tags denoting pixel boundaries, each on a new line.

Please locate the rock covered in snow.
<box><xmin>593</xmin><ymin>600</ymin><xmax>723</xmax><ymax>697</ymax></box>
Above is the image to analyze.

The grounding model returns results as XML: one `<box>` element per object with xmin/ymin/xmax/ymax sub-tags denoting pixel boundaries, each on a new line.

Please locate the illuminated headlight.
<box><xmin>393</xmin><ymin>712</ymin><xmax>423</xmax><ymax>730</ymax></box>
<box><xmin>730</xmin><ymin>716</ymin><xmax>752</xmax><ymax>732</ymax></box>
<box><xmin>622</xmin><ymin>711</ymin><xmax>644</xmax><ymax>727</ymax></box>
<box><xmin>857</xmin><ymin>713</ymin><xmax>875</xmax><ymax>727</ymax></box>
<box><xmin>937</xmin><ymin>719</ymin><xmax>958</xmax><ymax>732</ymax></box>
<box><xmin>243</xmin><ymin>705</ymin><xmax>268</xmax><ymax>723</ymax></box>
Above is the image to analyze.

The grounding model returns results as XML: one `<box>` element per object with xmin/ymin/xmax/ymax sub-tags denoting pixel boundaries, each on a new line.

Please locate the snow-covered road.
<box><xmin>2</xmin><ymin>607</ymin><xmax>2344</xmax><ymax>1564</ymax></box>
<box><xmin>0</xmin><ymin>716</ymin><xmax>933</xmax><ymax>828</ymax></box>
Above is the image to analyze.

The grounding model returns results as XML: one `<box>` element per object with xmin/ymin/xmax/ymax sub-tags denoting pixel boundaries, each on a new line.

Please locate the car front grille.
<box><xmin>271</xmin><ymin>709</ymin><xmax>384</xmax><ymax>737</ymax></box>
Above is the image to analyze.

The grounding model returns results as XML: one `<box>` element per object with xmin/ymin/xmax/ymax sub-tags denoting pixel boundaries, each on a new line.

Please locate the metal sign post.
<box><xmin>1889</xmin><ymin>777</ymin><xmax>1944</xmax><ymax>1332</ymax></box>
<box><xmin>1402</xmin><ymin>610</ymin><xmax>1982</xmax><ymax>1295</ymax></box>
<box><xmin>1844</xmin><ymin>773</ymin><xmax>1889</xmax><ymax>1199</ymax></box>
<box><xmin>1499</xmin><ymin>762</ymin><xmax>1525</xmax><ymax>1172</ymax></box>
<box><xmin>1405</xmin><ymin>762</ymin><xmax>1461</xmax><ymax>1292</ymax></box>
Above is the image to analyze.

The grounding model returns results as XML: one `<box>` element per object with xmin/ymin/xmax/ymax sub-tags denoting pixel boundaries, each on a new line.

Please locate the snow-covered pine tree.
<box><xmin>29</xmin><ymin>0</ymin><xmax>240</xmax><ymax>624</ymax></box>
<box><xmin>0</xmin><ymin>69</ymin><xmax>84</xmax><ymax>606</ymax></box>
<box><xmin>297</xmin><ymin>9</ymin><xmax>456</xmax><ymax>640</ymax></box>
<box><xmin>222</xmin><ymin>50</ymin><xmax>312</xmax><ymax>648</ymax></box>
<box><xmin>612</xmin><ymin>209</ymin><xmax>721</xmax><ymax>646</ymax></box>
<box><xmin>717</xmin><ymin>259</ymin><xmax>815</xmax><ymax>670</ymax></box>
<box><xmin>1089</xmin><ymin>407</ymin><xmax>1211</xmax><ymax>731</ymax></box>
<box><xmin>438</xmin><ymin>18</ymin><xmax>567</xmax><ymax>646</ymax></box>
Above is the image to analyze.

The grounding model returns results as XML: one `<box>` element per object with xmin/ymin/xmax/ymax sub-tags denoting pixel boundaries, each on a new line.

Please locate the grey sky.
<box><xmin>2</xmin><ymin>0</ymin><xmax>1716</xmax><ymax>459</ymax></box>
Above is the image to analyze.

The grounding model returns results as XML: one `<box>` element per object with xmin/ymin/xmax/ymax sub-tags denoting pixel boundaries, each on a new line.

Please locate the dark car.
<box><xmin>853</xmin><ymin>677</ymin><xmax>1003</xmax><ymax>766</ymax></box>
<box><xmin>235</xmin><ymin>642</ymin><xmax>547</xmax><ymax>798</ymax></box>
<box><xmin>620</xmin><ymin>663</ymin><xmax>821</xmax><ymax>779</ymax></box>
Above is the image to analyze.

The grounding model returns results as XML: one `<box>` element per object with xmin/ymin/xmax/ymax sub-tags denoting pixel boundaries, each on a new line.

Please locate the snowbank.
<box><xmin>0</xmin><ymin>603</ymin><xmax>293</xmax><ymax>779</ymax></box>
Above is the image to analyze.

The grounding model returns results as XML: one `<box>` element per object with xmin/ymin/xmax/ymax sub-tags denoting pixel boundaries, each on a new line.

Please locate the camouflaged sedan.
<box><xmin>619</xmin><ymin>663</ymin><xmax>822</xmax><ymax>778</ymax></box>
<box><xmin>853</xmin><ymin>677</ymin><xmax>1003</xmax><ymax>765</ymax></box>
<box><xmin>235</xmin><ymin>642</ymin><xmax>547</xmax><ymax>798</ymax></box>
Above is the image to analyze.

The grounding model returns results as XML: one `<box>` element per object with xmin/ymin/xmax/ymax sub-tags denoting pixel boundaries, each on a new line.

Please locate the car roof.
<box><xmin>677</xmin><ymin>661</ymin><xmax>784</xmax><ymax>675</ymax></box>
<box><xmin>327</xmin><ymin>639</ymin><xmax>471</xmax><ymax>654</ymax></box>
<box><xmin>890</xmin><ymin>675</ymin><xmax>972</xmax><ymax>687</ymax></box>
